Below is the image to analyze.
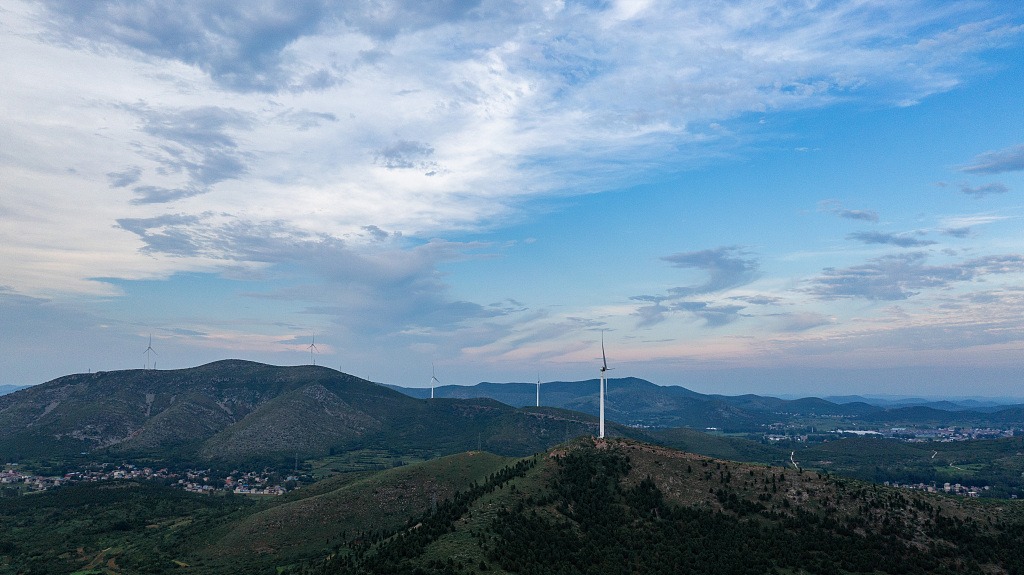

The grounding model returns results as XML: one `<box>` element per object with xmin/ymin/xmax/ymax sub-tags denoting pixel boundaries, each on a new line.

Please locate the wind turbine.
<box><xmin>307</xmin><ymin>334</ymin><xmax>318</xmax><ymax>365</ymax></box>
<box><xmin>599</xmin><ymin>330</ymin><xmax>612</xmax><ymax>438</ymax></box>
<box><xmin>536</xmin><ymin>373</ymin><xmax>541</xmax><ymax>408</ymax></box>
<box><xmin>430</xmin><ymin>364</ymin><xmax>440</xmax><ymax>399</ymax></box>
<box><xmin>143</xmin><ymin>334</ymin><xmax>157</xmax><ymax>370</ymax></box>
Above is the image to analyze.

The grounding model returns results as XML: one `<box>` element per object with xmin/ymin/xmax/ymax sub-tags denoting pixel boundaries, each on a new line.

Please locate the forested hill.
<box><xmin>0</xmin><ymin>361</ymin><xmax>644</xmax><ymax>466</ymax></box>
<box><xmin>291</xmin><ymin>438</ymin><xmax>1024</xmax><ymax>575</ymax></box>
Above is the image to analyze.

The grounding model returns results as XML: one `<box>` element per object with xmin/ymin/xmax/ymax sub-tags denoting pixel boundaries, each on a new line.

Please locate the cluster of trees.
<box><xmin>0</xmin><ymin>481</ymin><xmax>255</xmax><ymax>574</ymax></box>
<box><xmin>482</xmin><ymin>447</ymin><xmax>1020</xmax><ymax>575</ymax></box>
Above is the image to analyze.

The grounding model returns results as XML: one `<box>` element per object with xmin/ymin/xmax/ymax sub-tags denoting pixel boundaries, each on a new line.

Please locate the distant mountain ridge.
<box><xmin>4</xmin><ymin>362</ymin><xmax>1021</xmax><ymax>468</ymax></box>
<box><xmin>388</xmin><ymin>378</ymin><xmax>1024</xmax><ymax>429</ymax></box>
<box><xmin>825</xmin><ymin>394</ymin><xmax>1024</xmax><ymax>411</ymax></box>
<box><xmin>388</xmin><ymin>377</ymin><xmax>880</xmax><ymax>428</ymax></box>
<box><xmin>0</xmin><ymin>361</ymin><xmax>642</xmax><ymax>465</ymax></box>
<box><xmin>0</xmin><ymin>384</ymin><xmax>29</xmax><ymax>396</ymax></box>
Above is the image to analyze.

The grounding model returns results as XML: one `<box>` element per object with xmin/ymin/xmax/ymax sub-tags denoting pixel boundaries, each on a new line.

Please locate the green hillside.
<box><xmin>0</xmin><ymin>362</ymin><xmax>646</xmax><ymax>467</ymax></box>
<box><xmin>205</xmin><ymin>451</ymin><xmax>515</xmax><ymax>571</ymax></box>
<box><xmin>796</xmin><ymin>436</ymin><xmax>1024</xmax><ymax>497</ymax></box>
<box><xmin>289</xmin><ymin>438</ymin><xmax>1024</xmax><ymax>575</ymax></box>
<box><xmin>650</xmin><ymin>426</ymin><xmax>788</xmax><ymax>464</ymax></box>
<box><xmin>3</xmin><ymin>438</ymin><xmax>1022</xmax><ymax>574</ymax></box>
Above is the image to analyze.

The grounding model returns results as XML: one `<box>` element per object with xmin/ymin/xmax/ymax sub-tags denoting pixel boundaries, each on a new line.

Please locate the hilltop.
<box><xmin>291</xmin><ymin>438</ymin><xmax>1023</xmax><ymax>575</ymax></box>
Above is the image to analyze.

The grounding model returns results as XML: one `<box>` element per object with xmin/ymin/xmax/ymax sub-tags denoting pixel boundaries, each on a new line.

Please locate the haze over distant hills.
<box><xmin>0</xmin><ymin>384</ymin><xmax>28</xmax><ymax>396</ymax></box>
<box><xmin>388</xmin><ymin>378</ymin><xmax>1024</xmax><ymax>430</ymax></box>
<box><xmin>822</xmin><ymin>394</ymin><xmax>1024</xmax><ymax>412</ymax></box>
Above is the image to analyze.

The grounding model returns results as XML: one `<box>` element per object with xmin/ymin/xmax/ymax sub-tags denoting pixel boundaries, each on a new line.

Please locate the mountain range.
<box><xmin>4</xmin><ymin>361</ymin><xmax>1023</xmax><ymax>469</ymax></box>
<box><xmin>0</xmin><ymin>361</ymin><xmax>641</xmax><ymax>466</ymax></box>
<box><xmin>388</xmin><ymin>377</ymin><xmax>1024</xmax><ymax>429</ymax></box>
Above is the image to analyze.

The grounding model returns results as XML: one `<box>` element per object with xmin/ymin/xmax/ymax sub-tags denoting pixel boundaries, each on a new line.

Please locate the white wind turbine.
<box><xmin>307</xmin><ymin>334</ymin><xmax>318</xmax><ymax>365</ymax></box>
<box><xmin>430</xmin><ymin>364</ymin><xmax>440</xmax><ymax>399</ymax></box>
<box><xmin>536</xmin><ymin>373</ymin><xmax>541</xmax><ymax>408</ymax></box>
<box><xmin>599</xmin><ymin>330</ymin><xmax>612</xmax><ymax>438</ymax></box>
<box><xmin>143</xmin><ymin>334</ymin><xmax>157</xmax><ymax>370</ymax></box>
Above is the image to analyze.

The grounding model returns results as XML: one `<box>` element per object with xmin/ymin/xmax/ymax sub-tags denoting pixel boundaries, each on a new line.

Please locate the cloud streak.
<box><xmin>807</xmin><ymin>252</ymin><xmax>1024</xmax><ymax>301</ymax></box>
<box><xmin>114</xmin><ymin>213</ymin><xmax>500</xmax><ymax>335</ymax></box>
<box><xmin>662</xmin><ymin>247</ymin><xmax>760</xmax><ymax>296</ymax></box>
<box><xmin>846</xmin><ymin>231</ymin><xmax>936</xmax><ymax>247</ymax></box>
<box><xmin>124</xmin><ymin>105</ymin><xmax>254</xmax><ymax>204</ymax></box>
<box><xmin>820</xmin><ymin>201</ymin><xmax>879</xmax><ymax>222</ymax></box>
<box><xmin>960</xmin><ymin>144</ymin><xmax>1024</xmax><ymax>174</ymax></box>
<box><xmin>958</xmin><ymin>182</ymin><xmax>1010</xmax><ymax>197</ymax></box>
<box><xmin>41</xmin><ymin>0</ymin><xmax>336</xmax><ymax>93</ymax></box>
<box><xmin>632</xmin><ymin>247</ymin><xmax>759</xmax><ymax>327</ymax></box>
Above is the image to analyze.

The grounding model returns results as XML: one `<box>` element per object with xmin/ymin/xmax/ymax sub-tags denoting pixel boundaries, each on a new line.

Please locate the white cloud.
<box><xmin>940</xmin><ymin>213</ymin><xmax>1010</xmax><ymax>228</ymax></box>
<box><xmin>1</xmin><ymin>0</ymin><xmax>1021</xmax><ymax>365</ymax></box>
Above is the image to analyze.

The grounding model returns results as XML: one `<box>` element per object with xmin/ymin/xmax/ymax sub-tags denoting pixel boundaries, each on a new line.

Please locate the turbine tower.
<box><xmin>308</xmin><ymin>334</ymin><xmax>318</xmax><ymax>365</ymax></box>
<box><xmin>430</xmin><ymin>364</ymin><xmax>440</xmax><ymax>399</ymax></box>
<box><xmin>599</xmin><ymin>330</ymin><xmax>612</xmax><ymax>438</ymax></box>
<box><xmin>143</xmin><ymin>334</ymin><xmax>157</xmax><ymax>370</ymax></box>
<box><xmin>536</xmin><ymin>374</ymin><xmax>541</xmax><ymax>408</ymax></box>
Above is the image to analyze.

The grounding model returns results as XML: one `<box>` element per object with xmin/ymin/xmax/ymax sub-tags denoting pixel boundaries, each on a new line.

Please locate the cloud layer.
<box><xmin>2</xmin><ymin>1</ymin><xmax>1023</xmax><ymax>390</ymax></box>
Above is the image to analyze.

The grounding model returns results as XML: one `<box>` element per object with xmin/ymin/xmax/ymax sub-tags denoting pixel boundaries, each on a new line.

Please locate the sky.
<box><xmin>2</xmin><ymin>0</ymin><xmax>1024</xmax><ymax>398</ymax></box>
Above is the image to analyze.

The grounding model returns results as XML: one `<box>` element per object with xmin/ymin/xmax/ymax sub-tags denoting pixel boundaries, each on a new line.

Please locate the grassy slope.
<box><xmin>200</xmin><ymin>451</ymin><xmax>516</xmax><ymax>571</ymax></box>
<box><xmin>650</xmin><ymin>426</ymin><xmax>788</xmax><ymax>464</ymax></box>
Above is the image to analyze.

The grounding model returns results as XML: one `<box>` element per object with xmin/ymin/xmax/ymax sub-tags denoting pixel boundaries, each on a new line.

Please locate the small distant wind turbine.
<box><xmin>307</xmin><ymin>334</ymin><xmax>318</xmax><ymax>365</ymax></box>
<box><xmin>143</xmin><ymin>334</ymin><xmax>157</xmax><ymax>370</ymax></box>
<box><xmin>599</xmin><ymin>330</ymin><xmax>612</xmax><ymax>439</ymax></box>
<box><xmin>430</xmin><ymin>364</ymin><xmax>440</xmax><ymax>399</ymax></box>
<box><xmin>536</xmin><ymin>373</ymin><xmax>541</xmax><ymax>408</ymax></box>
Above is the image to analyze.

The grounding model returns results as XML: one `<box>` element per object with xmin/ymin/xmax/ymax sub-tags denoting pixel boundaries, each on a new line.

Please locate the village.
<box><xmin>763</xmin><ymin>425</ymin><xmax>1019</xmax><ymax>443</ymax></box>
<box><xmin>884</xmin><ymin>480</ymin><xmax>1001</xmax><ymax>499</ymax></box>
<box><xmin>0</xmin><ymin>462</ymin><xmax>301</xmax><ymax>496</ymax></box>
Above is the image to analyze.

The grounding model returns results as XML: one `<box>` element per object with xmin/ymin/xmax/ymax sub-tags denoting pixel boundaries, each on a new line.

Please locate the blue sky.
<box><xmin>2</xmin><ymin>0</ymin><xmax>1023</xmax><ymax>397</ymax></box>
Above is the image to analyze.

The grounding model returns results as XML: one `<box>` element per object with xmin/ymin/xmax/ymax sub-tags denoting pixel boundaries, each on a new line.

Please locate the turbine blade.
<box><xmin>601</xmin><ymin>330</ymin><xmax>608</xmax><ymax>370</ymax></box>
